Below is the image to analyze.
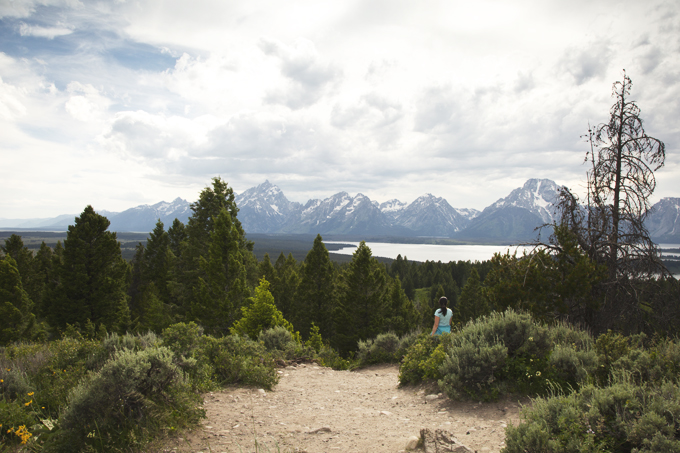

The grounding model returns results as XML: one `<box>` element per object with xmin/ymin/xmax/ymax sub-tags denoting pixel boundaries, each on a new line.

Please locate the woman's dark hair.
<box><xmin>438</xmin><ymin>296</ymin><xmax>448</xmax><ymax>317</ymax></box>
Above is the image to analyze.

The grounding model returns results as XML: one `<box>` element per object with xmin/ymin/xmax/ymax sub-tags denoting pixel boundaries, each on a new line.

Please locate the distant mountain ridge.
<box><xmin>2</xmin><ymin>179</ymin><xmax>678</xmax><ymax>243</ymax></box>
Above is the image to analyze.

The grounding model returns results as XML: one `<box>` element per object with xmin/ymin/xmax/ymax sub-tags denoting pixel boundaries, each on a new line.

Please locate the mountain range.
<box><xmin>1</xmin><ymin>179</ymin><xmax>679</xmax><ymax>243</ymax></box>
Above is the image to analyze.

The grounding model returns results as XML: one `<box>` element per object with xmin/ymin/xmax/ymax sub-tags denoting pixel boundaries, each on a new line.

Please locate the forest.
<box><xmin>1</xmin><ymin>73</ymin><xmax>679</xmax><ymax>452</ymax></box>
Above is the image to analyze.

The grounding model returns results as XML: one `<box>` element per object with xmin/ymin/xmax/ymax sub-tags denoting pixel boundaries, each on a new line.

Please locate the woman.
<box><xmin>431</xmin><ymin>296</ymin><xmax>452</xmax><ymax>336</ymax></box>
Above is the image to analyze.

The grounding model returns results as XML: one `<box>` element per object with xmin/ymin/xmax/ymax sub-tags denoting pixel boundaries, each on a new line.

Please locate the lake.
<box><xmin>326</xmin><ymin>241</ymin><xmax>680</xmax><ymax>277</ymax></box>
<box><xmin>325</xmin><ymin>241</ymin><xmax>532</xmax><ymax>263</ymax></box>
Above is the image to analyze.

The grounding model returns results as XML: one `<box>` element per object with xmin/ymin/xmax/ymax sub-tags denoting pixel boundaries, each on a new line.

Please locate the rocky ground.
<box><xmin>160</xmin><ymin>363</ymin><xmax>525</xmax><ymax>453</ymax></box>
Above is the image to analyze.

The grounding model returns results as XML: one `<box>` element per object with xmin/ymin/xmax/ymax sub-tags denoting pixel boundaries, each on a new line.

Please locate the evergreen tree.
<box><xmin>32</xmin><ymin>241</ymin><xmax>56</xmax><ymax>317</ymax></box>
<box><xmin>171</xmin><ymin>177</ymin><xmax>255</xmax><ymax>321</ymax></box>
<box><xmin>47</xmin><ymin>206</ymin><xmax>130</xmax><ymax>332</ymax></box>
<box><xmin>383</xmin><ymin>277</ymin><xmax>418</xmax><ymax>336</ymax></box>
<box><xmin>258</xmin><ymin>253</ymin><xmax>276</xmax><ymax>284</ymax></box>
<box><xmin>192</xmin><ymin>208</ymin><xmax>248</xmax><ymax>335</ymax></box>
<box><xmin>167</xmin><ymin>218</ymin><xmax>186</xmax><ymax>258</ymax></box>
<box><xmin>128</xmin><ymin>243</ymin><xmax>146</xmax><ymax>322</ymax></box>
<box><xmin>296</xmin><ymin>235</ymin><xmax>335</xmax><ymax>339</ymax></box>
<box><xmin>0</xmin><ymin>256</ymin><xmax>38</xmax><ymax>344</ymax></box>
<box><xmin>231</xmin><ymin>277</ymin><xmax>296</xmax><ymax>340</ymax></box>
<box><xmin>273</xmin><ymin>253</ymin><xmax>300</xmax><ymax>330</ymax></box>
<box><xmin>334</xmin><ymin>241</ymin><xmax>389</xmax><ymax>355</ymax></box>
<box><xmin>455</xmin><ymin>268</ymin><xmax>489</xmax><ymax>324</ymax></box>
<box><xmin>186</xmin><ymin>177</ymin><xmax>250</xmax><ymax>256</ymax></box>
<box><xmin>144</xmin><ymin>220</ymin><xmax>172</xmax><ymax>301</ymax></box>
<box><xmin>1</xmin><ymin>234</ymin><xmax>38</xmax><ymax>303</ymax></box>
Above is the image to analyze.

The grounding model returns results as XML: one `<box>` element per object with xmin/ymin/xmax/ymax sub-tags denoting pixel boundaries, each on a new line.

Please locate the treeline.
<box><xmin>1</xmin><ymin>177</ymin><xmax>496</xmax><ymax>355</ymax></box>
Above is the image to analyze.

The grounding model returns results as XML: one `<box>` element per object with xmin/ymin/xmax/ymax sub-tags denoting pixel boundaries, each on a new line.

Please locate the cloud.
<box><xmin>559</xmin><ymin>41</ymin><xmax>613</xmax><ymax>85</ymax></box>
<box><xmin>64</xmin><ymin>82</ymin><xmax>110</xmax><ymax>122</ymax></box>
<box><xmin>331</xmin><ymin>92</ymin><xmax>403</xmax><ymax>130</ymax></box>
<box><xmin>413</xmin><ymin>85</ymin><xmax>466</xmax><ymax>135</ymax></box>
<box><xmin>19</xmin><ymin>22</ymin><xmax>72</xmax><ymax>38</ymax></box>
<box><xmin>636</xmin><ymin>46</ymin><xmax>664</xmax><ymax>74</ymax></box>
<box><xmin>259</xmin><ymin>37</ymin><xmax>341</xmax><ymax>109</ymax></box>
<box><xmin>0</xmin><ymin>0</ymin><xmax>80</xmax><ymax>19</ymax></box>
<box><xmin>102</xmin><ymin>110</ymin><xmax>214</xmax><ymax>162</ymax></box>
<box><xmin>0</xmin><ymin>76</ymin><xmax>27</xmax><ymax>120</ymax></box>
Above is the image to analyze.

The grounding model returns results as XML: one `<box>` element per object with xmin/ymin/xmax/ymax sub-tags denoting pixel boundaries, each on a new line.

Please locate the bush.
<box><xmin>259</xmin><ymin>325</ymin><xmax>296</xmax><ymax>351</ymax></box>
<box><xmin>316</xmin><ymin>344</ymin><xmax>352</xmax><ymax>370</ymax></box>
<box><xmin>439</xmin><ymin>335</ymin><xmax>508</xmax><ymax>400</ymax></box>
<box><xmin>52</xmin><ymin>347</ymin><xmax>202</xmax><ymax>452</ymax></box>
<box><xmin>162</xmin><ymin>322</ymin><xmax>203</xmax><ymax>358</ymax></box>
<box><xmin>504</xmin><ymin>377</ymin><xmax>680</xmax><ymax>453</ymax></box>
<box><xmin>398</xmin><ymin>334</ymin><xmax>441</xmax><ymax>385</ymax></box>
<box><xmin>399</xmin><ymin>309</ymin><xmax>599</xmax><ymax>399</ymax></box>
<box><xmin>357</xmin><ymin>332</ymin><xmax>401</xmax><ymax>366</ymax></box>
<box><xmin>200</xmin><ymin>335</ymin><xmax>278</xmax><ymax>390</ymax></box>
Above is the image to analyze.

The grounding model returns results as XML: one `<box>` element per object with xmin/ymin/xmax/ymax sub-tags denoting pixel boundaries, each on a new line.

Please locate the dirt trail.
<box><xmin>162</xmin><ymin>363</ymin><xmax>523</xmax><ymax>453</ymax></box>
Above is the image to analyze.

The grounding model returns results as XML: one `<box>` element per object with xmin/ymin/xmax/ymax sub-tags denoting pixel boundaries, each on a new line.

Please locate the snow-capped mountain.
<box><xmin>647</xmin><ymin>197</ymin><xmax>680</xmax><ymax>243</ymax></box>
<box><xmin>108</xmin><ymin>198</ymin><xmax>192</xmax><ymax>232</ymax></box>
<box><xmin>379</xmin><ymin>199</ymin><xmax>408</xmax><ymax>221</ymax></box>
<box><xmin>279</xmin><ymin>192</ymin><xmax>398</xmax><ymax>235</ymax></box>
<box><xmin>235</xmin><ymin>181</ymin><xmax>301</xmax><ymax>233</ymax></box>
<box><xmin>393</xmin><ymin>194</ymin><xmax>472</xmax><ymax>237</ymax></box>
<box><xmin>6</xmin><ymin>178</ymin><xmax>678</xmax><ymax>243</ymax></box>
<box><xmin>456</xmin><ymin>179</ymin><xmax>562</xmax><ymax>241</ymax></box>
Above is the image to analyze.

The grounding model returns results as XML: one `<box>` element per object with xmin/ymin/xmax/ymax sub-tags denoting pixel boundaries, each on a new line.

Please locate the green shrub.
<box><xmin>200</xmin><ymin>335</ymin><xmax>278</xmax><ymax>389</ymax></box>
<box><xmin>357</xmin><ymin>332</ymin><xmax>401</xmax><ymax>366</ymax></box>
<box><xmin>548</xmin><ymin>344</ymin><xmax>598</xmax><ymax>390</ymax></box>
<box><xmin>399</xmin><ymin>309</ymin><xmax>598</xmax><ymax>399</ymax></box>
<box><xmin>439</xmin><ymin>335</ymin><xmax>508</xmax><ymax>400</ymax></box>
<box><xmin>52</xmin><ymin>346</ymin><xmax>202</xmax><ymax>452</ymax></box>
<box><xmin>306</xmin><ymin>323</ymin><xmax>323</xmax><ymax>353</ymax></box>
<box><xmin>162</xmin><ymin>322</ymin><xmax>203</xmax><ymax>358</ymax></box>
<box><xmin>396</xmin><ymin>330</ymin><xmax>420</xmax><ymax>357</ymax></box>
<box><xmin>317</xmin><ymin>344</ymin><xmax>352</xmax><ymax>370</ymax></box>
<box><xmin>259</xmin><ymin>325</ymin><xmax>296</xmax><ymax>351</ymax></box>
<box><xmin>398</xmin><ymin>334</ymin><xmax>441</xmax><ymax>385</ymax></box>
<box><xmin>504</xmin><ymin>377</ymin><xmax>680</xmax><ymax>453</ymax></box>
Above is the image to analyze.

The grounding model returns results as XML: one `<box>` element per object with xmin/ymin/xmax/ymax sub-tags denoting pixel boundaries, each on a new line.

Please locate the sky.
<box><xmin>1</xmin><ymin>0</ymin><xmax>679</xmax><ymax>219</ymax></box>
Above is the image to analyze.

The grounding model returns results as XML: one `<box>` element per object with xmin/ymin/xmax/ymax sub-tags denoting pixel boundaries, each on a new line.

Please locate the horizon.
<box><xmin>1</xmin><ymin>0</ymin><xmax>678</xmax><ymax>218</ymax></box>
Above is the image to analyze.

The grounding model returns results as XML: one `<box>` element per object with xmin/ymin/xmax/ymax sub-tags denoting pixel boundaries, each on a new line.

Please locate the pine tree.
<box><xmin>334</xmin><ymin>241</ymin><xmax>389</xmax><ymax>355</ymax></box>
<box><xmin>296</xmin><ymin>235</ymin><xmax>336</xmax><ymax>340</ymax></box>
<box><xmin>0</xmin><ymin>256</ymin><xmax>38</xmax><ymax>344</ymax></box>
<box><xmin>192</xmin><ymin>208</ymin><xmax>248</xmax><ymax>335</ymax></box>
<box><xmin>32</xmin><ymin>242</ymin><xmax>56</xmax><ymax>317</ymax></box>
<box><xmin>47</xmin><ymin>206</ymin><xmax>130</xmax><ymax>332</ymax></box>
<box><xmin>455</xmin><ymin>268</ymin><xmax>489</xmax><ymax>324</ymax></box>
<box><xmin>383</xmin><ymin>277</ymin><xmax>418</xmax><ymax>336</ymax></box>
<box><xmin>231</xmin><ymin>277</ymin><xmax>296</xmax><ymax>340</ymax></box>
<box><xmin>273</xmin><ymin>253</ymin><xmax>300</xmax><ymax>330</ymax></box>
<box><xmin>167</xmin><ymin>218</ymin><xmax>186</xmax><ymax>258</ymax></box>
<box><xmin>1</xmin><ymin>235</ymin><xmax>38</xmax><ymax>304</ymax></box>
<box><xmin>144</xmin><ymin>220</ymin><xmax>172</xmax><ymax>301</ymax></box>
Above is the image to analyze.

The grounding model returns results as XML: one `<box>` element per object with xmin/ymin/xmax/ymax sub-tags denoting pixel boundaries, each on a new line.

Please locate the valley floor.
<box><xmin>159</xmin><ymin>363</ymin><xmax>523</xmax><ymax>453</ymax></box>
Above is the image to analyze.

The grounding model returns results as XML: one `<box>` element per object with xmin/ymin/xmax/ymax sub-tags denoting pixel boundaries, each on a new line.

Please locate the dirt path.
<box><xmin>162</xmin><ymin>363</ymin><xmax>523</xmax><ymax>453</ymax></box>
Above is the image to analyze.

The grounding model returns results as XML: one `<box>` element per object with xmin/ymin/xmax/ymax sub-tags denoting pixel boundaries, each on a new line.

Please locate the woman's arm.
<box><xmin>431</xmin><ymin>315</ymin><xmax>440</xmax><ymax>336</ymax></box>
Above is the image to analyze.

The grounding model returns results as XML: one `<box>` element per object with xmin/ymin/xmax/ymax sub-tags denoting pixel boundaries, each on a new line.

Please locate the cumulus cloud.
<box><xmin>331</xmin><ymin>92</ymin><xmax>403</xmax><ymax>130</ymax></box>
<box><xmin>559</xmin><ymin>41</ymin><xmax>612</xmax><ymax>85</ymax></box>
<box><xmin>259</xmin><ymin>37</ymin><xmax>341</xmax><ymax>109</ymax></box>
<box><xmin>413</xmin><ymin>85</ymin><xmax>466</xmax><ymax>134</ymax></box>
<box><xmin>64</xmin><ymin>82</ymin><xmax>110</xmax><ymax>122</ymax></box>
<box><xmin>0</xmin><ymin>77</ymin><xmax>27</xmax><ymax>120</ymax></box>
